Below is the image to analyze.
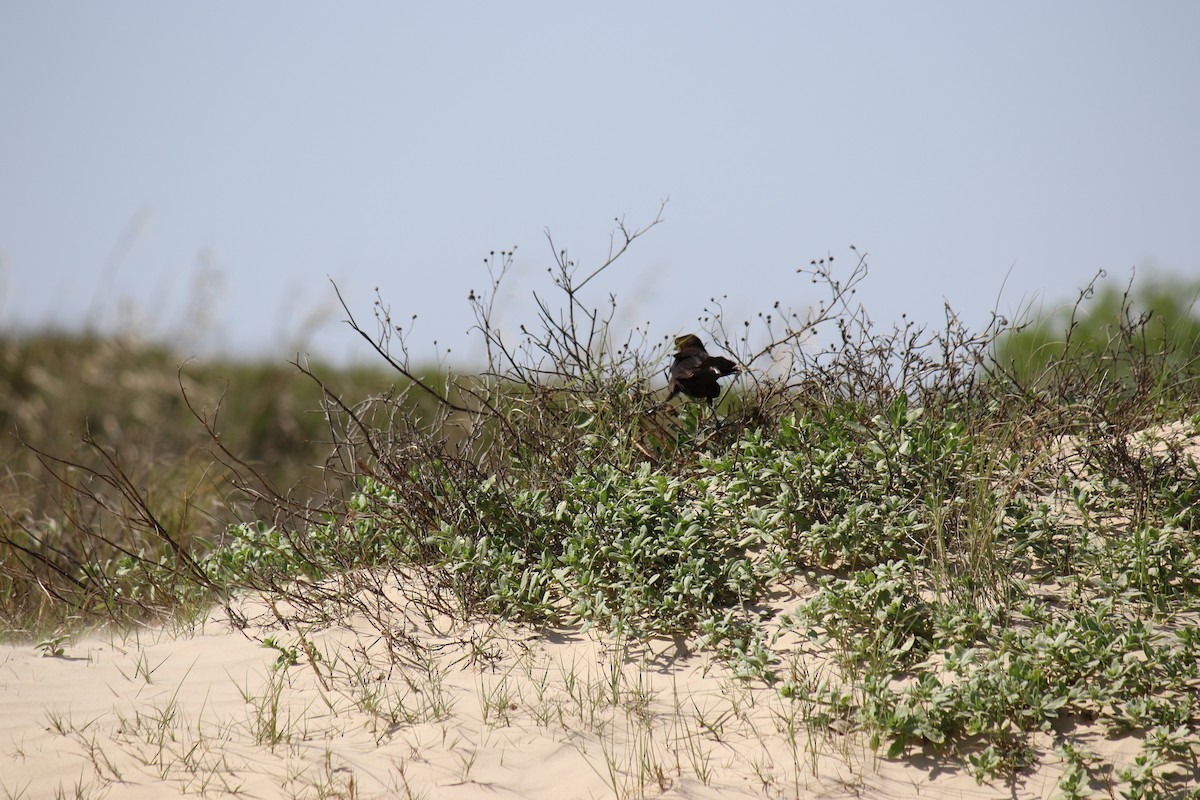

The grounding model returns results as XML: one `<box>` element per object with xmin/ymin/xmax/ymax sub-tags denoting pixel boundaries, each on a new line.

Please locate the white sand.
<box><xmin>1</xmin><ymin>578</ymin><xmax>1114</xmax><ymax>800</ymax></box>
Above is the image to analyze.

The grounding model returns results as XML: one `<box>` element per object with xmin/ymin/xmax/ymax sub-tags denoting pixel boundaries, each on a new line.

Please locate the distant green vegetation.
<box><xmin>3</xmin><ymin>228</ymin><xmax>1200</xmax><ymax>793</ymax></box>
<box><xmin>991</xmin><ymin>274</ymin><xmax>1200</xmax><ymax>403</ymax></box>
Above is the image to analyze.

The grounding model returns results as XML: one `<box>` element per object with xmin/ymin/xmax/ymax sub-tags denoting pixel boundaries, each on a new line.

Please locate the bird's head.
<box><xmin>674</xmin><ymin>333</ymin><xmax>704</xmax><ymax>351</ymax></box>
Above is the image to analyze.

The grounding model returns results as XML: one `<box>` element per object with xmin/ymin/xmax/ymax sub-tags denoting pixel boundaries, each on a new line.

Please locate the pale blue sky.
<box><xmin>2</xmin><ymin>3</ymin><xmax>1198</xmax><ymax>365</ymax></box>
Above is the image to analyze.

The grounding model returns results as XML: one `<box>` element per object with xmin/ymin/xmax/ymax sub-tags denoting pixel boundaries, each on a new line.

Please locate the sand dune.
<box><xmin>1</xmin><ymin>578</ymin><xmax>1114</xmax><ymax>800</ymax></box>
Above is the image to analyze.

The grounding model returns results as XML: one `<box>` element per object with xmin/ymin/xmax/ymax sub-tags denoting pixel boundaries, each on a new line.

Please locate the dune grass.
<box><xmin>4</xmin><ymin>215</ymin><xmax>1200</xmax><ymax>795</ymax></box>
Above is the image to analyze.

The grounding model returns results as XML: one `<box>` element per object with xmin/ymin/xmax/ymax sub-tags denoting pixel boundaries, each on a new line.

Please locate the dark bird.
<box><xmin>665</xmin><ymin>333</ymin><xmax>740</xmax><ymax>408</ymax></box>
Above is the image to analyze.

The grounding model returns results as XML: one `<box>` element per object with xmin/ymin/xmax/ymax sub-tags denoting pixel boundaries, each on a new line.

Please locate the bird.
<box><xmin>664</xmin><ymin>333</ymin><xmax>740</xmax><ymax>410</ymax></box>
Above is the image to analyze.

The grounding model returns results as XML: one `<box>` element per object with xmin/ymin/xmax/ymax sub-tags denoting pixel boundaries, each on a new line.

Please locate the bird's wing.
<box><xmin>670</xmin><ymin>351</ymin><xmax>704</xmax><ymax>377</ymax></box>
<box><xmin>702</xmin><ymin>355</ymin><xmax>739</xmax><ymax>375</ymax></box>
<box><xmin>673</xmin><ymin>364</ymin><xmax>706</xmax><ymax>381</ymax></box>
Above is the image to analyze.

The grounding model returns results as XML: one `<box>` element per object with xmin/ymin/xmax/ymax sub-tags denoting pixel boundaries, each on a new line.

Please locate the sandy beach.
<box><xmin>1</xmin><ymin>576</ymin><xmax>1138</xmax><ymax>800</ymax></box>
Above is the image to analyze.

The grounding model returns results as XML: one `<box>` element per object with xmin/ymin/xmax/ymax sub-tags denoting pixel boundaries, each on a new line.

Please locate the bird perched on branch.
<box><xmin>664</xmin><ymin>333</ymin><xmax>740</xmax><ymax>409</ymax></box>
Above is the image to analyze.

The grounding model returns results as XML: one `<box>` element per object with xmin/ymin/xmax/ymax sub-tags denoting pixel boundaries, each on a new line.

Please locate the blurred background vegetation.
<box><xmin>0</xmin><ymin>330</ymin><xmax>417</xmax><ymax>633</ymax></box>
<box><xmin>991</xmin><ymin>274</ymin><xmax>1200</xmax><ymax>397</ymax></box>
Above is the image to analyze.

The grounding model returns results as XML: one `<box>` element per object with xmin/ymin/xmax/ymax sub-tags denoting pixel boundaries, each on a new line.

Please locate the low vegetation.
<box><xmin>4</xmin><ymin>212</ymin><xmax>1200</xmax><ymax>795</ymax></box>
